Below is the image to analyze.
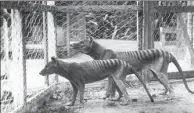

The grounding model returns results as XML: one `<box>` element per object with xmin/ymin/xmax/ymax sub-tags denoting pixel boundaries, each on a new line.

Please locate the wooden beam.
<box><xmin>57</xmin><ymin>5</ymin><xmax>141</xmax><ymax>12</ymax></box>
<box><xmin>143</xmin><ymin>1</ymin><xmax>154</xmax><ymax>83</ymax></box>
<box><xmin>55</xmin><ymin>0</ymin><xmax>137</xmax><ymax>2</ymax></box>
<box><xmin>155</xmin><ymin>6</ymin><xmax>194</xmax><ymax>13</ymax></box>
<box><xmin>1</xmin><ymin>1</ymin><xmax>141</xmax><ymax>13</ymax></box>
<box><xmin>150</xmin><ymin>71</ymin><xmax>194</xmax><ymax>81</ymax></box>
<box><xmin>47</xmin><ymin>1</ymin><xmax>58</xmax><ymax>84</ymax></box>
<box><xmin>42</xmin><ymin>1</ymin><xmax>49</xmax><ymax>86</ymax></box>
<box><xmin>177</xmin><ymin>14</ymin><xmax>194</xmax><ymax>67</ymax></box>
<box><xmin>13</xmin><ymin>85</ymin><xmax>56</xmax><ymax>113</ymax></box>
<box><xmin>66</xmin><ymin>13</ymin><xmax>70</xmax><ymax>57</ymax></box>
<box><xmin>143</xmin><ymin>1</ymin><xmax>154</xmax><ymax>50</ymax></box>
<box><xmin>0</xmin><ymin>1</ymin><xmax>56</xmax><ymax>12</ymax></box>
<box><xmin>11</xmin><ymin>9</ymin><xmax>27</xmax><ymax>108</ymax></box>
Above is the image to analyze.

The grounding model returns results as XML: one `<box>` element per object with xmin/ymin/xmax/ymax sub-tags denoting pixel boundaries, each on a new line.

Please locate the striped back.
<box><xmin>82</xmin><ymin>59</ymin><xmax>131</xmax><ymax>73</ymax></box>
<box><xmin>117</xmin><ymin>49</ymin><xmax>174</xmax><ymax>62</ymax></box>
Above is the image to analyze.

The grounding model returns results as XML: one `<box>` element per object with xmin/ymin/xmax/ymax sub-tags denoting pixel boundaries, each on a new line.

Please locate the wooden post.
<box><xmin>66</xmin><ymin>12</ymin><xmax>70</xmax><ymax>57</ymax></box>
<box><xmin>11</xmin><ymin>9</ymin><xmax>27</xmax><ymax>107</ymax></box>
<box><xmin>187</xmin><ymin>1</ymin><xmax>194</xmax><ymax>67</ymax></box>
<box><xmin>42</xmin><ymin>1</ymin><xmax>49</xmax><ymax>86</ymax></box>
<box><xmin>137</xmin><ymin>1</ymin><xmax>143</xmax><ymax>50</ymax></box>
<box><xmin>143</xmin><ymin>1</ymin><xmax>154</xmax><ymax>83</ymax></box>
<box><xmin>1</xmin><ymin>19</ymin><xmax>10</xmax><ymax>79</ymax></box>
<box><xmin>136</xmin><ymin>1</ymin><xmax>139</xmax><ymax>49</ymax></box>
<box><xmin>83</xmin><ymin>13</ymin><xmax>86</xmax><ymax>40</ymax></box>
<box><xmin>47</xmin><ymin>1</ymin><xmax>58</xmax><ymax>84</ymax></box>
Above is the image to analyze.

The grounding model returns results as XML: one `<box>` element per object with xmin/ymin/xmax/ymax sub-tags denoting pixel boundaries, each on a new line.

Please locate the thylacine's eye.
<box><xmin>80</xmin><ymin>41</ymin><xmax>84</xmax><ymax>45</ymax></box>
<box><xmin>45</xmin><ymin>66</ymin><xmax>49</xmax><ymax>70</ymax></box>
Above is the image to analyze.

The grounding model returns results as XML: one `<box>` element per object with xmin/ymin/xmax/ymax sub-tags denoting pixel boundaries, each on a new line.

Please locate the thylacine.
<box><xmin>39</xmin><ymin>57</ymin><xmax>154</xmax><ymax>106</ymax></box>
<box><xmin>71</xmin><ymin>37</ymin><xmax>194</xmax><ymax>99</ymax></box>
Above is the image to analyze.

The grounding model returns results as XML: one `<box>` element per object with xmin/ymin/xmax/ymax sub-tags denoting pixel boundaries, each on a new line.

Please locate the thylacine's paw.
<box><xmin>78</xmin><ymin>104</ymin><xmax>84</xmax><ymax>108</ymax></box>
<box><xmin>102</xmin><ymin>95</ymin><xmax>110</xmax><ymax>100</ymax></box>
<box><xmin>120</xmin><ymin>100</ymin><xmax>128</xmax><ymax>106</ymax></box>
<box><xmin>159</xmin><ymin>91</ymin><xmax>167</xmax><ymax>95</ymax></box>
<box><xmin>119</xmin><ymin>97</ymin><xmax>129</xmax><ymax>106</ymax></box>
<box><xmin>108</xmin><ymin>97</ymin><xmax>121</xmax><ymax>101</ymax></box>
<box><xmin>65</xmin><ymin>101</ymin><xmax>74</xmax><ymax>106</ymax></box>
<box><xmin>165</xmin><ymin>93</ymin><xmax>176</xmax><ymax>100</ymax></box>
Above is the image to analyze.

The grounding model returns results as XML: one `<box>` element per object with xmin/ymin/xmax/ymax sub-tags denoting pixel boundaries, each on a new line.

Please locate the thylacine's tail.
<box><xmin>126</xmin><ymin>63</ymin><xmax>154</xmax><ymax>102</ymax></box>
<box><xmin>171</xmin><ymin>55</ymin><xmax>194</xmax><ymax>94</ymax></box>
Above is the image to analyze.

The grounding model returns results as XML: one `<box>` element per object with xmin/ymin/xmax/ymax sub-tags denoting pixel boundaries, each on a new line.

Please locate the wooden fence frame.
<box><xmin>1</xmin><ymin>2</ymin><xmax>194</xmax><ymax>112</ymax></box>
<box><xmin>1</xmin><ymin>1</ymin><xmax>57</xmax><ymax>113</ymax></box>
<box><xmin>146</xmin><ymin>1</ymin><xmax>194</xmax><ymax>81</ymax></box>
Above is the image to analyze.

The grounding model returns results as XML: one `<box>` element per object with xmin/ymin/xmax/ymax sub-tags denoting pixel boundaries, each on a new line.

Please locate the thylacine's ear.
<box><xmin>51</xmin><ymin>56</ymin><xmax>59</xmax><ymax>66</ymax></box>
<box><xmin>51</xmin><ymin>56</ymin><xmax>56</xmax><ymax>62</ymax></box>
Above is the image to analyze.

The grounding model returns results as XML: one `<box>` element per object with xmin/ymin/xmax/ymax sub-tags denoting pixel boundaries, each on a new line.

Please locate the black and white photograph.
<box><xmin>1</xmin><ymin>1</ymin><xmax>194</xmax><ymax>113</ymax></box>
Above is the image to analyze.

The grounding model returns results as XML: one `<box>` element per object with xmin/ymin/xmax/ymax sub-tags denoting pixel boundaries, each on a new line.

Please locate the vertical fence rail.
<box><xmin>151</xmin><ymin>1</ymin><xmax>194</xmax><ymax>80</ymax></box>
<box><xmin>47</xmin><ymin>1</ymin><xmax>58</xmax><ymax>84</ymax></box>
<box><xmin>136</xmin><ymin>1</ymin><xmax>139</xmax><ymax>50</ymax></box>
<box><xmin>83</xmin><ymin>13</ymin><xmax>86</xmax><ymax>40</ymax></box>
<box><xmin>177</xmin><ymin>14</ymin><xmax>194</xmax><ymax>67</ymax></box>
<box><xmin>42</xmin><ymin>1</ymin><xmax>49</xmax><ymax>86</ymax></box>
<box><xmin>66</xmin><ymin>12</ymin><xmax>70</xmax><ymax>57</ymax></box>
<box><xmin>11</xmin><ymin>9</ymin><xmax>27</xmax><ymax>109</ymax></box>
<box><xmin>142</xmin><ymin>1</ymin><xmax>150</xmax><ymax>83</ymax></box>
<box><xmin>1</xmin><ymin>1</ymin><xmax>58</xmax><ymax>113</ymax></box>
<box><xmin>3</xmin><ymin>18</ymin><xmax>9</xmax><ymax>78</ymax></box>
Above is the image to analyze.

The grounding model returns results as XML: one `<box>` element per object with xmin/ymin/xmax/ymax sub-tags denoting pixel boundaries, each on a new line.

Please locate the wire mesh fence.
<box><xmin>1</xmin><ymin>1</ymin><xmax>194</xmax><ymax>113</ymax></box>
<box><xmin>152</xmin><ymin>1</ymin><xmax>194</xmax><ymax>75</ymax></box>
<box><xmin>1</xmin><ymin>1</ymin><xmax>57</xmax><ymax>113</ymax></box>
<box><xmin>54</xmin><ymin>1</ymin><xmax>142</xmax><ymax>58</ymax></box>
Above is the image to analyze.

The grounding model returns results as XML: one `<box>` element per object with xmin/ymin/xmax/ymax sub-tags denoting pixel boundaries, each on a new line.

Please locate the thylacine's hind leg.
<box><xmin>147</xmin><ymin>57</ymin><xmax>172</xmax><ymax>95</ymax></box>
<box><xmin>159</xmin><ymin>60</ymin><xmax>173</xmax><ymax>95</ymax></box>
<box><xmin>150</xmin><ymin>69</ymin><xmax>173</xmax><ymax>95</ymax></box>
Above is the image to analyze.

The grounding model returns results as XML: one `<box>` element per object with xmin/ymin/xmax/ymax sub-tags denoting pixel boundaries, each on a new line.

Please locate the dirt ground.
<box><xmin>31</xmin><ymin>78</ymin><xmax>194</xmax><ymax>113</ymax></box>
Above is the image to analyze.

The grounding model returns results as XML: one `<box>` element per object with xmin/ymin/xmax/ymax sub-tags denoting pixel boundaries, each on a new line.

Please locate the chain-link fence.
<box><xmin>152</xmin><ymin>1</ymin><xmax>194</xmax><ymax>79</ymax></box>
<box><xmin>54</xmin><ymin>1</ymin><xmax>142</xmax><ymax>57</ymax></box>
<box><xmin>1</xmin><ymin>1</ymin><xmax>194</xmax><ymax>112</ymax></box>
<box><xmin>1</xmin><ymin>1</ymin><xmax>57</xmax><ymax>113</ymax></box>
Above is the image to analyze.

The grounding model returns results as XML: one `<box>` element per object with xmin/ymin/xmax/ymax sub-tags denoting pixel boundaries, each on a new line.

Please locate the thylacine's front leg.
<box><xmin>105</xmin><ymin>76</ymin><xmax>116</xmax><ymax>99</ymax></box>
<box><xmin>111</xmin><ymin>65</ymin><xmax>129</xmax><ymax>105</ymax></box>
<box><xmin>66</xmin><ymin>82</ymin><xmax>78</xmax><ymax>106</ymax></box>
<box><xmin>108</xmin><ymin>83</ymin><xmax>123</xmax><ymax>101</ymax></box>
<box><xmin>78</xmin><ymin>83</ymin><xmax>85</xmax><ymax>106</ymax></box>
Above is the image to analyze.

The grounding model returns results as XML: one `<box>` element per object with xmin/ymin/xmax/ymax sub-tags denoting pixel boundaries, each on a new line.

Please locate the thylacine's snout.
<box><xmin>70</xmin><ymin>43</ymin><xmax>75</xmax><ymax>48</ymax></box>
<box><xmin>39</xmin><ymin>69</ymin><xmax>47</xmax><ymax>76</ymax></box>
<box><xmin>70</xmin><ymin>43</ymin><xmax>80</xmax><ymax>49</ymax></box>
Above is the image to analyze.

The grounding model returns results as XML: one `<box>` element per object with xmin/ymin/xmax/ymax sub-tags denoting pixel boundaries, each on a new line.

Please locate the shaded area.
<box><xmin>32</xmin><ymin>78</ymin><xmax>194</xmax><ymax>113</ymax></box>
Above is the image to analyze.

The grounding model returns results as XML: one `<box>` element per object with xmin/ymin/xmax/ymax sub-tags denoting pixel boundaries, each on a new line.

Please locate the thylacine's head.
<box><xmin>39</xmin><ymin>57</ymin><xmax>68</xmax><ymax>76</ymax></box>
<box><xmin>70</xmin><ymin>37</ymin><xmax>94</xmax><ymax>54</ymax></box>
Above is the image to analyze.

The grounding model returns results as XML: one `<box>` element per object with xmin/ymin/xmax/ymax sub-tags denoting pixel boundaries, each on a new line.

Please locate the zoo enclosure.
<box><xmin>1</xmin><ymin>1</ymin><xmax>194</xmax><ymax>113</ymax></box>
<box><xmin>142</xmin><ymin>1</ymin><xmax>194</xmax><ymax>81</ymax></box>
<box><xmin>1</xmin><ymin>1</ymin><xmax>58</xmax><ymax>113</ymax></box>
<box><xmin>53</xmin><ymin>1</ymin><xmax>194</xmax><ymax>80</ymax></box>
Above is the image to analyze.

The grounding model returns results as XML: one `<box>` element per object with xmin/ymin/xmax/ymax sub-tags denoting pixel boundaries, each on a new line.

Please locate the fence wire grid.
<box><xmin>1</xmin><ymin>1</ymin><xmax>194</xmax><ymax>113</ymax></box>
